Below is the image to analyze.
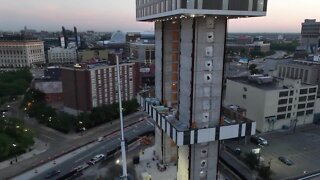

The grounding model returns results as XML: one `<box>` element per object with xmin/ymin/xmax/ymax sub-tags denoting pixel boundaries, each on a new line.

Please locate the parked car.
<box><xmin>251</xmin><ymin>136</ymin><xmax>268</xmax><ymax>146</ymax></box>
<box><xmin>278</xmin><ymin>156</ymin><xmax>294</xmax><ymax>166</ymax></box>
<box><xmin>45</xmin><ymin>169</ymin><xmax>61</xmax><ymax>179</ymax></box>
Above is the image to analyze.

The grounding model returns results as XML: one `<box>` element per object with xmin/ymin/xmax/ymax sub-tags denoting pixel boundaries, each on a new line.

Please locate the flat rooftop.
<box><xmin>61</xmin><ymin>61</ymin><xmax>134</xmax><ymax>70</ymax></box>
<box><xmin>0</xmin><ymin>35</ymin><xmax>40</xmax><ymax>42</ymax></box>
<box><xmin>229</xmin><ymin>76</ymin><xmax>315</xmax><ymax>91</ymax></box>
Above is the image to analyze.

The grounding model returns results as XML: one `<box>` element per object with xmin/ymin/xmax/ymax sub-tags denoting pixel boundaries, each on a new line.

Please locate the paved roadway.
<box><xmin>0</xmin><ymin>104</ymin><xmax>147</xmax><ymax>179</ymax></box>
<box><xmin>13</xmin><ymin>119</ymin><xmax>154</xmax><ymax>180</ymax></box>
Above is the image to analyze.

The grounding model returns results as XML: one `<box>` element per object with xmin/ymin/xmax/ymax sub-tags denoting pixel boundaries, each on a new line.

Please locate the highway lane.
<box><xmin>13</xmin><ymin>119</ymin><xmax>154</xmax><ymax>180</ymax></box>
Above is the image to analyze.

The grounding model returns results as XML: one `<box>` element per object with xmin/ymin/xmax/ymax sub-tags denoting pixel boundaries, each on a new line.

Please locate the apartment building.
<box><xmin>0</xmin><ymin>36</ymin><xmax>45</xmax><ymax>67</ymax></box>
<box><xmin>225</xmin><ymin>75</ymin><xmax>318</xmax><ymax>132</ymax></box>
<box><xmin>61</xmin><ymin>61</ymin><xmax>136</xmax><ymax>115</ymax></box>
<box><xmin>47</xmin><ymin>47</ymin><xmax>77</xmax><ymax>64</ymax></box>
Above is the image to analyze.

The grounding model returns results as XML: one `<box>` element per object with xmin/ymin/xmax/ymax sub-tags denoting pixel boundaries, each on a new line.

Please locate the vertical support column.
<box><xmin>155</xmin><ymin>20</ymin><xmax>178</xmax><ymax>165</ymax></box>
<box><xmin>155</xmin><ymin>22</ymin><xmax>163</xmax><ymax>101</ymax></box>
<box><xmin>248</xmin><ymin>0</ymin><xmax>253</xmax><ymax>11</ymax></box>
<box><xmin>177</xmin><ymin>16</ymin><xmax>227</xmax><ymax>180</ymax></box>
<box><xmin>154</xmin><ymin>21</ymin><xmax>164</xmax><ymax>165</ymax></box>
<box><xmin>197</xmin><ymin>0</ymin><xmax>203</xmax><ymax>9</ymax></box>
<box><xmin>222</xmin><ymin>0</ymin><xmax>229</xmax><ymax>10</ymax></box>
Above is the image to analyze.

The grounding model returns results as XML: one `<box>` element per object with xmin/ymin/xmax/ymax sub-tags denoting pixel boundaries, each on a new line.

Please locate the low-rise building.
<box><xmin>0</xmin><ymin>36</ymin><xmax>45</xmax><ymax>67</ymax></box>
<box><xmin>130</xmin><ymin>42</ymin><xmax>155</xmax><ymax>64</ymax></box>
<box><xmin>247</xmin><ymin>41</ymin><xmax>270</xmax><ymax>53</ymax></box>
<box><xmin>47</xmin><ymin>47</ymin><xmax>77</xmax><ymax>64</ymax></box>
<box><xmin>32</xmin><ymin>79</ymin><xmax>63</xmax><ymax>103</ymax></box>
<box><xmin>225</xmin><ymin>75</ymin><xmax>318</xmax><ymax>132</ymax></box>
<box><xmin>276</xmin><ymin>60</ymin><xmax>320</xmax><ymax>94</ymax></box>
<box><xmin>79</xmin><ymin>49</ymin><xmax>109</xmax><ymax>62</ymax></box>
<box><xmin>61</xmin><ymin>61</ymin><xmax>137</xmax><ymax>115</ymax></box>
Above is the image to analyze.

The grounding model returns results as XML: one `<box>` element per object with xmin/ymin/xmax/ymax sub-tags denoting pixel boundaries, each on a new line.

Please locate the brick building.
<box><xmin>61</xmin><ymin>61</ymin><xmax>137</xmax><ymax>114</ymax></box>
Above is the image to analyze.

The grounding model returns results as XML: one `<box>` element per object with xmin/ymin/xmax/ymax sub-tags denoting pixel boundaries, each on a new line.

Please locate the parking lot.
<box><xmin>226</xmin><ymin>124</ymin><xmax>320</xmax><ymax>179</ymax></box>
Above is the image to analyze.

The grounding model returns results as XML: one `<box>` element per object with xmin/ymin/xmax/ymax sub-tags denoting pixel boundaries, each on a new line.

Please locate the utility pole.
<box><xmin>115</xmin><ymin>49</ymin><xmax>128</xmax><ymax>180</ymax></box>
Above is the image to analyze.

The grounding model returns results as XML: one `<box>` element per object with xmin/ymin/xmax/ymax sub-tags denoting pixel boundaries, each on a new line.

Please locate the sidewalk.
<box><xmin>0</xmin><ymin>138</ymin><xmax>49</xmax><ymax>170</ymax></box>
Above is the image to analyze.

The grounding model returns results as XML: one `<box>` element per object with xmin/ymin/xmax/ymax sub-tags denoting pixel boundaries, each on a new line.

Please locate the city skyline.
<box><xmin>0</xmin><ymin>0</ymin><xmax>319</xmax><ymax>33</ymax></box>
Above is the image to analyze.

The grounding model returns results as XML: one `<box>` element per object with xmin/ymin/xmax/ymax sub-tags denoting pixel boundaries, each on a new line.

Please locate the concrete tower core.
<box><xmin>136</xmin><ymin>1</ymin><xmax>268</xmax><ymax>180</ymax></box>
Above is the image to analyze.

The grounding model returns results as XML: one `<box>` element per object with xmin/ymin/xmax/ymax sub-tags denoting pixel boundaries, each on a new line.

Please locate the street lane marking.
<box><xmin>41</xmin><ymin>135</ymin><xmax>56</xmax><ymax>141</ymax></box>
<box><xmin>74</xmin><ymin>153</ymin><xmax>92</xmax><ymax>163</ymax></box>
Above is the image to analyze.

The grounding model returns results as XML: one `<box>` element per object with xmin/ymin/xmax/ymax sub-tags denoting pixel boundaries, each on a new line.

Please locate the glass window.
<box><xmin>308</xmin><ymin>95</ymin><xmax>316</xmax><ymax>100</ymax></box>
<box><xmin>243</xmin><ymin>94</ymin><xmax>246</xmax><ymax>99</ymax></box>
<box><xmin>297</xmin><ymin>111</ymin><xmax>305</xmax><ymax>117</ymax></box>
<box><xmin>298</xmin><ymin>104</ymin><xmax>306</xmax><ymax>109</ymax></box>
<box><xmin>290</xmin><ymin>90</ymin><xmax>294</xmax><ymax>96</ymax></box>
<box><xmin>287</xmin><ymin>113</ymin><xmax>291</xmax><ymax>118</ymax></box>
<box><xmin>300</xmin><ymin>89</ymin><xmax>308</xmax><ymax>94</ymax></box>
<box><xmin>306</xmin><ymin>110</ymin><xmax>313</xmax><ymax>115</ymax></box>
<box><xmin>279</xmin><ymin>91</ymin><xmax>289</xmax><ymax>97</ymax></box>
<box><xmin>299</xmin><ymin>96</ymin><xmax>307</xmax><ymax>102</ymax></box>
<box><xmin>277</xmin><ymin>106</ymin><xmax>287</xmax><ymax>112</ymax></box>
<box><xmin>288</xmin><ymin>106</ymin><xmax>292</xmax><ymax>111</ymax></box>
<box><xmin>277</xmin><ymin>114</ymin><xmax>286</xmax><ymax>120</ymax></box>
<box><xmin>307</xmin><ymin>102</ymin><xmax>315</xmax><ymax>108</ymax></box>
<box><xmin>278</xmin><ymin>99</ymin><xmax>288</xmax><ymax>105</ymax></box>
<box><xmin>309</xmin><ymin>87</ymin><xmax>317</xmax><ymax>93</ymax></box>
<box><xmin>289</xmin><ymin>98</ymin><xmax>293</xmax><ymax>104</ymax></box>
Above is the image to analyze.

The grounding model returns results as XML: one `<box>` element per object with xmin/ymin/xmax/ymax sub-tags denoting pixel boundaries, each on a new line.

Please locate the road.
<box><xmin>0</xmin><ymin>98</ymin><xmax>147</xmax><ymax>179</ymax></box>
<box><xmin>13</xmin><ymin>119</ymin><xmax>154</xmax><ymax>180</ymax></box>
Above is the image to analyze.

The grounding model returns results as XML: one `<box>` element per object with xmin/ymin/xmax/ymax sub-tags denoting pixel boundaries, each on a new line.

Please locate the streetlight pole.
<box><xmin>79</xmin><ymin>121</ymin><xmax>84</xmax><ymax>136</ymax></box>
<box><xmin>12</xmin><ymin>144</ymin><xmax>17</xmax><ymax>162</ymax></box>
<box><xmin>268</xmin><ymin>158</ymin><xmax>272</xmax><ymax>170</ymax></box>
<box><xmin>115</xmin><ymin>49</ymin><xmax>128</xmax><ymax>179</ymax></box>
<box><xmin>293</xmin><ymin>119</ymin><xmax>298</xmax><ymax>133</ymax></box>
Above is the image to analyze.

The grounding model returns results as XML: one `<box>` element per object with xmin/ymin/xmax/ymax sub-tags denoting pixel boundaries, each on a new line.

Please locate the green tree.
<box><xmin>244</xmin><ymin>152</ymin><xmax>259</xmax><ymax>169</ymax></box>
<box><xmin>0</xmin><ymin>134</ymin><xmax>14</xmax><ymax>160</ymax></box>
<box><xmin>249</xmin><ymin>64</ymin><xmax>260</xmax><ymax>75</ymax></box>
<box><xmin>249</xmin><ymin>64</ymin><xmax>257</xmax><ymax>71</ymax></box>
<box><xmin>258</xmin><ymin>165</ymin><xmax>272</xmax><ymax>180</ymax></box>
<box><xmin>0</xmin><ymin>69</ymin><xmax>32</xmax><ymax>99</ymax></box>
<box><xmin>270</xmin><ymin>41</ymin><xmax>299</xmax><ymax>52</ymax></box>
<box><xmin>0</xmin><ymin>117</ymin><xmax>34</xmax><ymax>161</ymax></box>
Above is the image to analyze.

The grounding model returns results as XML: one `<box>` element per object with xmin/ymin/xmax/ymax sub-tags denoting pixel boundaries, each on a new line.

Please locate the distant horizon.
<box><xmin>0</xmin><ymin>28</ymin><xmax>301</xmax><ymax>35</ymax></box>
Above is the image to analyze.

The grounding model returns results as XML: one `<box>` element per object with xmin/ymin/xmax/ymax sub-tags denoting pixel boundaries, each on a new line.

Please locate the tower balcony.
<box><xmin>136</xmin><ymin>0</ymin><xmax>268</xmax><ymax>21</ymax></box>
<box><xmin>137</xmin><ymin>94</ymin><xmax>256</xmax><ymax>146</ymax></box>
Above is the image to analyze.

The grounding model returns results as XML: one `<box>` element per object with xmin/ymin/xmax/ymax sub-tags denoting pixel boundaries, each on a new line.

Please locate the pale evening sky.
<box><xmin>0</xmin><ymin>0</ymin><xmax>319</xmax><ymax>33</ymax></box>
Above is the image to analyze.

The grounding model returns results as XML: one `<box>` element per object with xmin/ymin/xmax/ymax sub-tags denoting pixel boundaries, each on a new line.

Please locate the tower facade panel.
<box><xmin>136</xmin><ymin>0</ymin><xmax>268</xmax><ymax>179</ymax></box>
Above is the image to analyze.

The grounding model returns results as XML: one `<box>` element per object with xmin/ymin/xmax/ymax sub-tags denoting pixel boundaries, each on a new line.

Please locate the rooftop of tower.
<box><xmin>136</xmin><ymin>0</ymin><xmax>268</xmax><ymax>21</ymax></box>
